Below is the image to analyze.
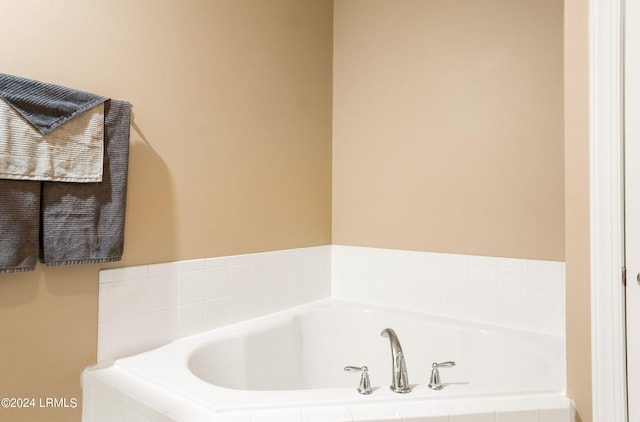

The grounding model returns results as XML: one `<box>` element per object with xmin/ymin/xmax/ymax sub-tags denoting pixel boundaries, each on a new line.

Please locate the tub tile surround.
<box><xmin>332</xmin><ymin>245</ymin><xmax>566</xmax><ymax>336</ymax></box>
<box><xmin>89</xmin><ymin>245</ymin><xmax>569</xmax><ymax>421</ymax></box>
<box><xmin>97</xmin><ymin>245</ymin><xmax>565</xmax><ymax>364</ymax></box>
<box><xmin>97</xmin><ymin>246</ymin><xmax>332</xmax><ymax>364</ymax></box>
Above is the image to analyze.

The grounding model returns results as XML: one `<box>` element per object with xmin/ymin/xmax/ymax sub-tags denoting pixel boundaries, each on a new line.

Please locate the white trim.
<box><xmin>590</xmin><ymin>0</ymin><xmax>628</xmax><ymax>421</ymax></box>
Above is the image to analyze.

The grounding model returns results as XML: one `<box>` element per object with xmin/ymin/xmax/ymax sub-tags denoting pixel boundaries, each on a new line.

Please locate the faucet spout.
<box><xmin>380</xmin><ymin>328</ymin><xmax>411</xmax><ymax>393</ymax></box>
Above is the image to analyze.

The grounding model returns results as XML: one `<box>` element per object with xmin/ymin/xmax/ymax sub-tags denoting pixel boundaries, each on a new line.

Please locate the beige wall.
<box><xmin>0</xmin><ymin>1</ymin><xmax>333</xmax><ymax>421</ymax></box>
<box><xmin>564</xmin><ymin>0</ymin><xmax>592</xmax><ymax>421</ymax></box>
<box><xmin>333</xmin><ymin>0</ymin><xmax>565</xmax><ymax>261</ymax></box>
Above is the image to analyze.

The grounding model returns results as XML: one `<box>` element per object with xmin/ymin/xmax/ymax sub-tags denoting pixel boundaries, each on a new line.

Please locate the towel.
<box><xmin>0</xmin><ymin>179</ymin><xmax>40</xmax><ymax>273</ymax></box>
<box><xmin>0</xmin><ymin>73</ymin><xmax>108</xmax><ymax>182</ymax></box>
<box><xmin>0</xmin><ymin>73</ymin><xmax>107</xmax><ymax>135</ymax></box>
<box><xmin>41</xmin><ymin>100</ymin><xmax>131</xmax><ymax>266</ymax></box>
<box><xmin>0</xmin><ymin>99</ymin><xmax>105</xmax><ymax>182</ymax></box>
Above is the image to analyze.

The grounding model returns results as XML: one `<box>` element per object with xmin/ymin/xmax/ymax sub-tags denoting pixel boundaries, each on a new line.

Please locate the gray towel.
<box><xmin>0</xmin><ymin>73</ymin><xmax>107</xmax><ymax>135</ymax></box>
<box><xmin>0</xmin><ymin>179</ymin><xmax>40</xmax><ymax>272</ymax></box>
<box><xmin>41</xmin><ymin>100</ymin><xmax>131</xmax><ymax>266</ymax></box>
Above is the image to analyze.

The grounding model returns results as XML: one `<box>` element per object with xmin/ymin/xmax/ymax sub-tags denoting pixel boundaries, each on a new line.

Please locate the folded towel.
<box><xmin>0</xmin><ymin>73</ymin><xmax>108</xmax><ymax>182</ymax></box>
<box><xmin>0</xmin><ymin>99</ymin><xmax>105</xmax><ymax>182</ymax></box>
<box><xmin>0</xmin><ymin>179</ymin><xmax>41</xmax><ymax>273</ymax></box>
<box><xmin>41</xmin><ymin>100</ymin><xmax>131</xmax><ymax>266</ymax></box>
<box><xmin>0</xmin><ymin>73</ymin><xmax>107</xmax><ymax>135</ymax></box>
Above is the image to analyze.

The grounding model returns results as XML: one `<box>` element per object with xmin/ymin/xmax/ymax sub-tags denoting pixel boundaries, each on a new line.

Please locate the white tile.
<box><xmin>146</xmin><ymin>309</ymin><xmax>177</xmax><ymax>347</ymax></box>
<box><xmin>269</xmin><ymin>286</ymin><xmax>289</xmax><ymax>312</ymax></box>
<box><xmin>496</xmin><ymin>297</ymin><xmax>533</xmax><ymax>330</ymax></box>
<box><xmin>465</xmin><ymin>293</ymin><xmax>498</xmax><ymax>324</ymax></box>
<box><xmin>146</xmin><ymin>274</ymin><xmax>179</xmax><ymax>312</ymax></box>
<box><xmin>90</xmin><ymin>389</ymin><xmax>114</xmax><ymax>422</ymax></box>
<box><xmin>250</xmin><ymin>409</ymin><xmax>302</xmax><ymax>421</ymax></box>
<box><xmin>206</xmin><ymin>255</ymin><xmax>230</xmax><ymax>269</ymax></box>
<box><xmin>271</xmin><ymin>256</ymin><xmax>294</xmax><ymax>287</ymax></box>
<box><xmin>394</xmin><ymin>249</ymin><xmax>442</xmax><ymax>285</ymax></box>
<box><xmin>528</xmin><ymin>395</ymin><xmax>572</xmax><ymax>410</ymax></box>
<box><xmin>394</xmin><ymin>282</ymin><xmax>437</xmax><ymax>314</ymax></box>
<box><xmin>179</xmin><ymin>271</ymin><xmax>206</xmax><ymax>306</ymax></box>
<box><xmin>111</xmin><ymin>279</ymin><xmax>150</xmax><ymax>320</ymax></box>
<box><xmin>336</xmin><ymin>247</ymin><xmax>372</xmax><ymax>302</ymax></box>
<box><xmin>526</xmin><ymin>270</ymin><xmax>565</xmax><ymax>302</ymax></box>
<box><xmin>148</xmin><ymin>262</ymin><xmax>178</xmax><ymax>277</ymax></box>
<box><xmin>205</xmin><ymin>298</ymin><xmax>229</xmax><ymax>329</ymax></box>
<box><xmin>440</xmin><ymin>399</ymin><xmax>496</xmax><ymax>422</ymax></box>
<box><xmin>529</xmin><ymin>395</ymin><xmax>573</xmax><ymax>422</ymax></box>
<box><xmin>229</xmin><ymin>293</ymin><xmax>254</xmax><ymax>323</ymax></box>
<box><xmin>178</xmin><ymin>303</ymin><xmax>206</xmax><ymax>337</ymax></box>
<box><xmin>348</xmin><ymin>404</ymin><xmax>402</xmax><ymax>422</ymax></box>
<box><xmin>253</xmin><ymin>261</ymin><xmax>271</xmax><ymax>291</ymax></box>
<box><xmin>252</xmin><ymin>290</ymin><xmax>273</xmax><ymax>317</ymax></box>
<box><xmin>528</xmin><ymin>299</ymin><xmax>565</xmax><ymax>335</ymax></box>
<box><xmin>352</xmin><ymin>247</ymin><xmax>394</xmax><ymax>291</ymax></box>
<box><xmin>539</xmin><ymin>407</ymin><xmax>572</xmax><ymax>422</ymax></box>
<box><xmin>468</xmin><ymin>255</ymin><xmax>498</xmax><ymax>267</ymax></box>
<box><xmin>110</xmin><ymin>265</ymin><xmax>148</xmax><ymax>282</ymax></box>
<box><xmin>441</xmin><ymin>253</ymin><xmax>469</xmax><ymax>282</ymax></box>
<box><xmin>441</xmin><ymin>286</ymin><xmax>469</xmax><ymax>320</ymax></box>
<box><xmin>468</xmin><ymin>259</ymin><xmax>498</xmax><ymax>298</ymax></box>
<box><xmin>287</xmin><ymin>281</ymin><xmax>310</xmax><ymax>307</ymax></box>
<box><xmin>206</xmin><ymin>267</ymin><xmax>230</xmax><ymax>300</ymax></box>
<box><xmin>97</xmin><ymin>321</ymin><xmax>113</xmax><ymax>364</ymax></box>
<box><xmin>214</xmin><ymin>412</ymin><xmax>251</xmax><ymax>422</ymax></box>
<box><xmin>99</xmin><ymin>269</ymin><xmax>115</xmax><ymax>284</ymax></box>
<box><xmin>98</xmin><ymin>283</ymin><xmax>114</xmax><ymax>322</ymax></box>
<box><xmin>300</xmin><ymin>406</ymin><xmax>352</xmax><ymax>422</ymax></box>
<box><xmin>178</xmin><ymin>259</ymin><xmax>206</xmax><ymax>272</ymax></box>
<box><xmin>136</xmin><ymin>384</ymin><xmax>188</xmax><ymax>415</ymax></box>
<box><xmin>331</xmin><ymin>245</ymin><xmax>352</xmax><ymax>299</ymax></box>
<box><xmin>112</xmin><ymin>379</ymin><xmax>155</xmax><ymax>417</ymax></box>
<box><xmin>230</xmin><ymin>253</ymin><xmax>253</xmax><ymax>266</ymax></box>
<box><xmin>369</xmin><ymin>277</ymin><xmax>395</xmax><ymax>307</ymax></box>
<box><xmin>396</xmin><ymin>402</ymin><xmax>450</xmax><ymax>421</ymax></box>
<box><xmin>496</xmin><ymin>261</ymin><xmax>528</xmax><ymax>300</ymax></box>
<box><xmin>485</xmin><ymin>397</ymin><xmax>539</xmax><ymax>422</ymax></box>
<box><xmin>165</xmin><ymin>401</ymin><xmax>215</xmax><ymax>421</ymax></box>
<box><xmin>230</xmin><ymin>264</ymin><xmax>253</xmax><ymax>295</ymax></box>
<box><xmin>111</xmin><ymin>314</ymin><xmax>151</xmax><ymax>358</ymax></box>
<box><xmin>526</xmin><ymin>260</ymin><xmax>564</xmax><ymax>274</ymax></box>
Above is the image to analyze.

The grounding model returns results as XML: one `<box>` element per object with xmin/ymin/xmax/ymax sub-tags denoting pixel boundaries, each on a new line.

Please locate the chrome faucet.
<box><xmin>380</xmin><ymin>328</ymin><xmax>411</xmax><ymax>393</ymax></box>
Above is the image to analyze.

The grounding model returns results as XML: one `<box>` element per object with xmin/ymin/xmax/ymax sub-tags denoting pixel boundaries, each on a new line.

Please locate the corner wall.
<box><xmin>332</xmin><ymin>0</ymin><xmax>565</xmax><ymax>261</ymax></box>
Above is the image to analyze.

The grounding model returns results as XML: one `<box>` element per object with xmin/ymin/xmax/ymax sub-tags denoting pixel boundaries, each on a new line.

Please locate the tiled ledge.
<box><xmin>83</xmin><ymin>365</ymin><xmax>574</xmax><ymax>422</ymax></box>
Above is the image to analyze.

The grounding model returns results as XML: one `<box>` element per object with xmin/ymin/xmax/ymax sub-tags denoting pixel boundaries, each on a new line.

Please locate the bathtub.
<box><xmin>83</xmin><ymin>299</ymin><xmax>574</xmax><ymax>421</ymax></box>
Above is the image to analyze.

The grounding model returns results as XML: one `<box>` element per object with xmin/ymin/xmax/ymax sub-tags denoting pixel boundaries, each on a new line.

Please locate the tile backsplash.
<box><xmin>97</xmin><ymin>246</ymin><xmax>331</xmax><ymax>365</ymax></box>
<box><xmin>332</xmin><ymin>245</ymin><xmax>565</xmax><ymax>336</ymax></box>
<box><xmin>97</xmin><ymin>245</ymin><xmax>565</xmax><ymax>364</ymax></box>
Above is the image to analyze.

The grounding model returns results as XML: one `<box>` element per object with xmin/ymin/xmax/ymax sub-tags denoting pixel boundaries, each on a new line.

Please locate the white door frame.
<box><xmin>590</xmin><ymin>0</ymin><xmax>627</xmax><ymax>421</ymax></box>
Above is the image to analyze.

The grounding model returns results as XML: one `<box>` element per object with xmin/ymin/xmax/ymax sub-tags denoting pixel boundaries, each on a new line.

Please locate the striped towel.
<box><xmin>0</xmin><ymin>73</ymin><xmax>107</xmax><ymax>182</ymax></box>
<box><xmin>0</xmin><ymin>179</ymin><xmax>40</xmax><ymax>273</ymax></box>
<box><xmin>41</xmin><ymin>100</ymin><xmax>131</xmax><ymax>266</ymax></box>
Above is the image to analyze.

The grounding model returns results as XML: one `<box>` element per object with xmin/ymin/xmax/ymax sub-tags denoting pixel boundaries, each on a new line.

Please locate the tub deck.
<box><xmin>83</xmin><ymin>299</ymin><xmax>574</xmax><ymax>421</ymax></box>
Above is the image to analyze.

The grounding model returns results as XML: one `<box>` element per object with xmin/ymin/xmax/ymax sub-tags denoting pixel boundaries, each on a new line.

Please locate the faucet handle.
<box><xmin>428</xmin><ymin>361</ymin><xmax>456</xmax><ymax>390</ymax></box>
<box><xmin>433</xmin><ymin>361</ymin><xmax>456</xmax><ymax>369</ymax></box>
<box><xmin>344</xmin><ymin>366</ymin><xmax>372</xmax><ymax>395</ymax></box>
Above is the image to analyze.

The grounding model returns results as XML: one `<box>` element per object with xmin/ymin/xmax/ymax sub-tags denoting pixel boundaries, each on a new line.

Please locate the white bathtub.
<box><xmin>83</xmin><ymin>299</ymin><xmax>574</xmax><ymax>421</ymax></box>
